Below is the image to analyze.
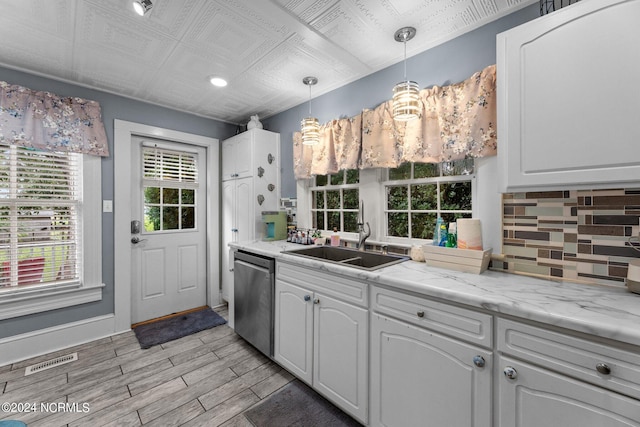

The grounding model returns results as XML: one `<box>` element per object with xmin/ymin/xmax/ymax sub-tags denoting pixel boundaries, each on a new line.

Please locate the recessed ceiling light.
<box><xmin>209</xmin><ymin>77</ymin><xmax>228</xmax><ymax>87</ymax></box>
<box><xmin>133</xmin><ymin>0</ymin><xmax>152</xmax><ymax>16</ymax></box>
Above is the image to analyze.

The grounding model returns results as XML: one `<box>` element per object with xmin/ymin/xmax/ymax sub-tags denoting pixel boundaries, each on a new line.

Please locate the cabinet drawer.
<box><xmin>371</xmin><ymin>285</ymin><xmax>492</xmax><ymax>347</ymax></box>
<box><xmin>498</xmin><ymin>318</ymin><xmax>640</xmax><ymax>399</ymax></box>
<box><xmin>277</xmin><ymin>261</ymin><xmax>367</xmax><ymax>307</ymax></box>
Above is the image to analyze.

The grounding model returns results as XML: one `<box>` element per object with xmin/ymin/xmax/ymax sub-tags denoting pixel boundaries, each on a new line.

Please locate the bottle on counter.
<box><xmin>433</xmin><ymin>217</ymin><xmax>444</xmax><ymax>246</ymax></box>
<box><xmin>438</xmin><ymin>222</ymin><xmax>448</xmax><ymax>246</ymax></box>
<box><xmin>330</xmin><ymin>227</ymin><xmax>340</xmax><ymax>247</ymax></box>
<box><xmin>446</xmin><ymin>222</ymin><xmax>457</xmax><ymax>248</ymax></box>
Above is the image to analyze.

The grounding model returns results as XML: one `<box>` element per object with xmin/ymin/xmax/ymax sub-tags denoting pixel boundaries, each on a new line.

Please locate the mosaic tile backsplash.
<box><xmin>496</xmin><ymin>188</ymin><xmax>640</xmax><ymax>287</ymax></box>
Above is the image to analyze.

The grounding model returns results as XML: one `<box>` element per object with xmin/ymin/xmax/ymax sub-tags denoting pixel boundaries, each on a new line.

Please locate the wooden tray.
<box><xmin>422</xmin><ymin>245</ymin><xmax>492</xmax><ymax>274</ymax></box>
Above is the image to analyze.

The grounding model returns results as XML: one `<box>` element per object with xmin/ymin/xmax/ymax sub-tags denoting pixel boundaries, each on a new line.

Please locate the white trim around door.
<box><xmin>113</xmin><ymin>120</ymin><xmax>220</xmax><ymax>333</ymax></box>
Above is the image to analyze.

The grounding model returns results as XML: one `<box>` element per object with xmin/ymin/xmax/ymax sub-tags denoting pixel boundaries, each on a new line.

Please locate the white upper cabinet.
<box><xmin>497</xmin><ymin>0</ymin><xmax>640</xmax><ymax>192</ymax></box>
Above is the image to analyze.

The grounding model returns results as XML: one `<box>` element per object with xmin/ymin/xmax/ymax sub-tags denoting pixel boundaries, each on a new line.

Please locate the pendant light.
<box><xmin>133</xmin><ymin>0</ymin><xmax>153</xmax><ymax>16</ymax></box>
<box><xmin>301</xmin><ymin>76</ymin><xmax>320</xmax><ymax>146</ymax></box>
<box><xmin>392</xmin><ymin>27</ymin><xmax>420</xmax><ymax>121</ymax></box>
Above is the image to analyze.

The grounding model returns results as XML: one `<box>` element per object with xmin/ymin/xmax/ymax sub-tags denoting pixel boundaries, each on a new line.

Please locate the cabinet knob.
<box><xmin>231</xmin><ymin>228</ymin><xmax>238</xmax><ymax>232</ymax></box>
<box><xmin>313</xmin><ymin>298</ymin><xmax>320</xmax><ymax>304</ymax></box>
<box><xmin>267</xmin><ymin>153</ymin><xmax>275</xmax><ymax>164</ymax></box>
<box><xmin>473</xmin><ymin>356</ymin><xmax>485</xmax><ymax>368</ymax></box>
<box><xmin>304</xmin><ymin>295</ymin><xmax>311</xmax><ymax>302</ymax></box>
<box><xmin>416</xmin><ymin>310</ymin><xmax>425</xmax><ymax>318</ymax></box>
<box><xmin>503</xmin><ymin>366</ymin><xmax>518</xmax><ymax>380</ymax></box>
<box><xmin>596</xmin><ymin>363</ymin><xmax>611</xmax><ymax>375</ymax></box>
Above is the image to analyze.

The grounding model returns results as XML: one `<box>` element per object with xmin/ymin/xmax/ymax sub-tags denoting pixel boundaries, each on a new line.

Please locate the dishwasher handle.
<box><xmin>234</xmin><ymin>250</ymin><xmax>275</xmax><ymax>272</ymax></box>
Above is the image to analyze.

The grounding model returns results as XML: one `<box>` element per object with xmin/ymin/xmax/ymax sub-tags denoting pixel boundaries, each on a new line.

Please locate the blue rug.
<box><xmin>133</xmin><ymin>308</ymin><xmax>227</xmax><ymax>349</ymax></box>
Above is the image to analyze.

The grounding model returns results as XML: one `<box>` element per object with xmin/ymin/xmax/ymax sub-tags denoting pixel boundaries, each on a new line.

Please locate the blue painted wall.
<box><xmin>0</xmin><ymin>66</ymin><xmax>237</xmax><ymax>339</ymax></box>
<box><xmin>263</xmin><ymin>3</ymin><xmax>539</xmax><ymax>198</ymax></box>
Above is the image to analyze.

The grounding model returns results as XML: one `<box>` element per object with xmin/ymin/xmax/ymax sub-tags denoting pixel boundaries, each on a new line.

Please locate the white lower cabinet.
<box><xmin>369</xmin><ymin>313</ymin><xmax>492</xmax><ymax>427</ymax></box>
<box><xmin>270</xmin><ymin>259</ymin><xmax>640</xmax><ymax>426</ymax></box>
<box><xmin>498</xmin><ymin>355</ymin><xmax>640</xmax><ymax>426</ymax></box>
<box><xmin>274</xmin><ymin>263</ymin><xmax>368</xmax><ymax>424</ymax></box>
<box><xmin>497</xmin><ymin>319</ymin><xmax>640</xmax><ymax>426</ymax></box>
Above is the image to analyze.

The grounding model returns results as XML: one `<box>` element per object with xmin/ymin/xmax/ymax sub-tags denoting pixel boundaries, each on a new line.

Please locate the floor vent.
<box><xmin>24</xmin><ymin>352</ymin><xmax>78</xmax><ymax>376</ymax></box>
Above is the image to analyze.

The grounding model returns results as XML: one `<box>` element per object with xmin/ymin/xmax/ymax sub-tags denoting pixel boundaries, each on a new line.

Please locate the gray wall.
<box><xmin>263</xmin><ymin>3</ymin><xmax>540</xmax><ymax>198</ymax></box>
<box><xmin>0</xmin><ymin>66</ymin><xmax>237</xmax><ymax>339</ymax></box>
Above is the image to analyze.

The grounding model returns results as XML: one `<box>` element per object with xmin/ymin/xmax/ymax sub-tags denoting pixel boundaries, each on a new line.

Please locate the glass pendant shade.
<box><xmin>392</xmin><ymin>80</ymin><xmax>420</xmax><ymax>121</ymax></box>
<box><xmin>392</xmin><ymin>27</ymin><xmax>419</xmax><ymax>121</ymax></box>
<box><xmin>300</xmin><ymin>116</ymin><xmax>320</xmax><ymax>145</ymax></box>
<box><xmin>301</xmin><ymin>76</ymin><xmax>319</xmax><ymax>146</ymax></box>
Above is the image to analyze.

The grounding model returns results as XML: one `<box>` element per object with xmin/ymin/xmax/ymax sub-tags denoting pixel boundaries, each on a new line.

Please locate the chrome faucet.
<box><xmin>357</xmin><ymin>199</ymin><xmax>370</xmax><ymax>251</ymax></box>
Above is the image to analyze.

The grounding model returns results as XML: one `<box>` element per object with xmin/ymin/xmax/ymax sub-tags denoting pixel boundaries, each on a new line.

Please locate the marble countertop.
<box><xmin>230</xmin><ymin>240</ymin><xmax>640</xmax><ymax>348</ymax></box>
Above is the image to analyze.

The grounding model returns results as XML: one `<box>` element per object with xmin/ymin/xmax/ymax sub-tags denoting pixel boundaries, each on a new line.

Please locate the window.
<box><xmin>142</xmin><ymin>147</ymin><xmax>198</xmax><ymax>232</ymax></box>
<box><xmin>0</xmin><ymin>145</ymin><xmax>80</xmax><ymax>290</ymax></box>
<box><xmin>385</xmin><ymin>159</ymin><xmax>474</xmax><ymax>240</ymax></box>
<box><xmin>0</xmin><ymin>144</ymin><xmax>102</xmax><ymax>319</ymax></box>
<box><xmin>311</xmin><ymin>169</ymin><xmax>359</xmax><ymax>232</ymax></box>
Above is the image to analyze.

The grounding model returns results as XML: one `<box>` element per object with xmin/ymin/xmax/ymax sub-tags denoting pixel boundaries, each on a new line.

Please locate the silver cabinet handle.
<box><xmin>257</xmin><ymin>194</ymin><xmax>265</xmax><ymax>205</ymax></box>
<box><xmin>596</xmin><ymin>363</ymin><xmax>611</xmax><ymax>375</ymax></box>
<box><xmin>417</xmin><ymin>310</ymin><xmax>425</xmax><ymax>318</ymax></box>
<box><xmin>473</xmin><ymin>356</ymin><xmax>485</xmax><ymax>368</ymax></box>
<box><xmin>257</xmin><ymin>166</ymin><xmax>264</xmax><ymax>177</ymax></box>
<box><xmin>268</xmin><ymin>183</ymin><xmax>275</xmax><ymax>192</ymax></box>
<box><xmin>504</xmin><ymin>366</ymin><xmax>518</xmax><ymax>380</ymax></box>
<box><xmin>313</xmin><ymin>298</ymin><xmax>320</xmax><ymax>304</ymax></box>
<box><xmin>231</xmin><ymin>228</ymin><xmax>238</xmax><ymax>232</ymax></box>
<box><xmin>304</xmin><ymin>295</ymin><xmax>311</xmax><ymax>302</ymax></box>
<box><xmin>267</xmin><ymin>153</ymin><xmax>274</xmax><ymax>164</ymax></box>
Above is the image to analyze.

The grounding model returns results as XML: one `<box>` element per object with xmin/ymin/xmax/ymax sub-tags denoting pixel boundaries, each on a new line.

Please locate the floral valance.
<box><xmin>294</xmin><ymin>65</ymin><xmax>496</xmax><ymax>179</ymax></box>
<box><xmin>0</xmin><ymin>81</ymin><xmax>109</xmax><ymax>157</ymax></box>
<box><xmin>294</xmin><ymin>115</ymin><xmax>362</xmax><ymax>179</ymax></box>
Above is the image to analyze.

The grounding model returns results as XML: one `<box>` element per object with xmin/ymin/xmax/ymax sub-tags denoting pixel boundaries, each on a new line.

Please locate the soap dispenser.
<box><xmin>330</xmin><ymin>227</ymin><xmax>341</xmax><ymax>247</ymax></box>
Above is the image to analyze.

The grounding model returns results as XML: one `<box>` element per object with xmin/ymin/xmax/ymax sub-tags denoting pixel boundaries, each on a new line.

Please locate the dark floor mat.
<box><xmin>244</xmin><ymin>379</ymin><xmax>362</xmax><ymax>427</ymax></box>
<box><xmin>133</xmin><ymin>307</ymin><xmax>226</xmax><ymax>349</ymax></box>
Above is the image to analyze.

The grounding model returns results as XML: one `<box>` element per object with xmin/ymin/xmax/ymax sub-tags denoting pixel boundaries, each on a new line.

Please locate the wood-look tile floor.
<box><xmin>0</xmin><ymin>306</ymin><xmax>300</xmax><ymax>426</ymax></box>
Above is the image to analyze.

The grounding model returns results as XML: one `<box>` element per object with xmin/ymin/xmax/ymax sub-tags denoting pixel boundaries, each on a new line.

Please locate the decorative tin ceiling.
<box><xmin>0</xmin><ymin>0</ymin><xmax>534</xmax><ymax>123</ymax></box>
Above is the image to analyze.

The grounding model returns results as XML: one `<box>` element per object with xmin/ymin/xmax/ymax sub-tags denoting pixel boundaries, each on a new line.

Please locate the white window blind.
<box><xmin>142</xmin><ymin>146</ymin><xmax>198</xmax><ymax>189</ymax></box>
<box><xmin>0</xmin><ymin>145</ymin><xmax>81</xmax><ymax>290</ymax></box>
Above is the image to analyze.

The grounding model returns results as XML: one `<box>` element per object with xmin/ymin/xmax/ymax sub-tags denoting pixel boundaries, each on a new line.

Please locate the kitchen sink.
<box><xmin>284</xmin><ymin>246</ymin><xmax>409</xmax><ymax>271</ymax></box>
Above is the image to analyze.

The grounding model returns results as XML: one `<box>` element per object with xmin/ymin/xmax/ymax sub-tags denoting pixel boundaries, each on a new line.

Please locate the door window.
<box><xmin>142</xmin><ymin>146</ymin><xmax>198</xmax><ymax>232</ymax></box>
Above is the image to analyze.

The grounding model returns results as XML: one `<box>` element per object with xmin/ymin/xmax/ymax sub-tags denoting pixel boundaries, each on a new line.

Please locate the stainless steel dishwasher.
<box><xmin>233</xmin><ymin>250</ymin><xmax>275</xmax><ymax>357</ymax></box>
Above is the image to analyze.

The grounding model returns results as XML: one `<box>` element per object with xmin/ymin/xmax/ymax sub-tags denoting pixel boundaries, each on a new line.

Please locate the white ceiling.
<box><xmin>0</xmin><ymin>0</ymin><xmax>534</xmax><ymax>124</ymax></box>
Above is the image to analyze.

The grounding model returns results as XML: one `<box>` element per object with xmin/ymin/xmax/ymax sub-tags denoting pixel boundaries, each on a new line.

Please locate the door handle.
<box><xmin>131</xmin><ymin>236</ymin><xmax>147</xmax><ymax>244</ymax></box>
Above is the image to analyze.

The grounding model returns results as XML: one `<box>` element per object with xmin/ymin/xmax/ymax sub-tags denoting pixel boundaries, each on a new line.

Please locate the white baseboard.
<box><xmin>0</xmin><ymin>314</ymin><xmax>129</xmax><ymax>367</ymax></box>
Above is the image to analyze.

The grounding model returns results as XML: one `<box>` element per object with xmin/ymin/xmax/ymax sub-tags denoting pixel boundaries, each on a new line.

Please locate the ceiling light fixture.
<box><xmin>133</xmin><ymin>0</ymin><xmax>153</xmax><ymax>16</ymax></box>
<box><xmin>209</xmin><ymin>76</ymin><xmax>228</xmax><ymax>87</ymax></box>
<box><xmin>301</xmin><ymin>76</ymin><xmax>319</xmax><ymax>146</ymax></box>
<box><xmin>392</xmin><ymin>27</ymin><xmax>420</xmax><ymax>121</ymax></box>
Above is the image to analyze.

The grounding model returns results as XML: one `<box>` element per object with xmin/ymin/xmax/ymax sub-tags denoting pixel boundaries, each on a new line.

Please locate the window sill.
<box><xmin>0</xmin><ymin>282</ymin><xmax>104</xmax><ymax>320</ymax></box>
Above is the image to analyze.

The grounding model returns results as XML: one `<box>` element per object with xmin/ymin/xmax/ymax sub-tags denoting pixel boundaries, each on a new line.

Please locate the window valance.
<box><xmin>294</xmin><ymin>65</ymin><xmax>496</xmax><ymax>179</ymax></box>
<box><xmin>0</xmin><ymin>81</ymin><xmax>109</xmax><ymax>157</ymax></box>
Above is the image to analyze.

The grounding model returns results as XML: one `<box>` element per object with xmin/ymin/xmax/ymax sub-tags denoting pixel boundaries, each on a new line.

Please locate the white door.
<box><xmin>370</xmin><ymin>313</ymin><xmax>492</xmax><ymax>427</ymax></box>
<box><xmin>313</xmin><ymin>293</ymin><xmax>368</xmax><ymax>424</ymax></box>
<box><xmin>130</xmin><ymin>137</ymin><xmax>207</xmax><ymax>323</ymax></box>
<box><xmin>274</xmin><ymin>278</ymin><xmax>314</xmax><ymax>385</ymax></box>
